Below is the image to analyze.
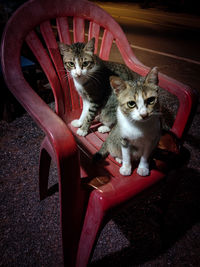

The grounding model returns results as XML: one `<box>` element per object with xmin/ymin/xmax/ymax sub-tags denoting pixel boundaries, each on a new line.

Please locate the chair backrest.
<box><xmin>1</xmin><ymin>0</ymin><xmax>145</xmax><ymax>117</ymax></box>
<box><xmin>1</xmin><ymin>0</ymin><xmax>196</xmax><ymax>139</ymax></box>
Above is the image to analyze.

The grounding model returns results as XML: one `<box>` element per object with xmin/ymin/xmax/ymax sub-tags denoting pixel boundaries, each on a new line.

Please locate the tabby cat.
<box><xmin>59</xmin><ymin>37</ymin><xmax>139</xmax><ymax>136</ymax></box>
<box><xmin>93</xmin><ymin>67</ymin><xmax>161</xmax><ymax>176</ymax></box>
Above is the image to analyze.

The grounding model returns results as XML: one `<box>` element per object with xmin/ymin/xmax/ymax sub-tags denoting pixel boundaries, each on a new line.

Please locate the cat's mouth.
<box><xmin>140</xmin><ymin>114</ymin><xmax>149</xmax><ymax>120</ymax></box>
<box><xmin>73</xmin><ymin>73</ymin><xmax>82</xmax><ymax>78</ymax></box>
<box><xmin>132</xmin><ymin>115</ymin><xmax>152</xmax><ymax>122</ymax></box>
<box><xmin>139</xmin><ymin>112</ymin><xmax>159</xmax><ymax>122</ymax></box>
<box><xmin>73</xmin><ymin>74</ymin><xmax>88</xmax><ymax>82</ymax></box>
<box><xmin>139</xmin><ymin>116</ymin><xmax>151</xmax><ymax>122</ymax></box>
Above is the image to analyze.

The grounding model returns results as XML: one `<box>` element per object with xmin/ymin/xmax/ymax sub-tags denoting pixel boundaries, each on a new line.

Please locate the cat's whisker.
<box><xmin>60</xmin><ymin>73</ymin><xmax>67</xmax><ymax>77</ymax></box>
<box><xmin>61</xmin><ymin>72</ymin><xmax>72</xmax><ymax>79</ymax></box>
<box><xmin>61</xmin><ymin>74</ymin><xmax>69</xmax><ymax>80</ymax></box>
<box><xmin>87</xmin><ymin>74</ymin><xmax>98</xmax><ymax>83</ymax></box>
<box><xmin>86</xmin><ymin>73</ymin><xmax>101</xmax><ymax>85</ymax></box>
<box><xmin>153</xmin><ymin>112</ymin><xmax>163</xmax><ymax>116</ymax></box>
<box><xmin>58</xmin><ymin>66</ymin><xmax>67</xmax><ymax>71</ymax></box>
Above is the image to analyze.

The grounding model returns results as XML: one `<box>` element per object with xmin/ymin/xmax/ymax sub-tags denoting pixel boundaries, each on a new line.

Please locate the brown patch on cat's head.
<box><xmin>111</xmin><ymin>67</ymin><xmax>160</xmax><ymax>120</ymax></box>
<box><xmin>142</xmin><ymin>67</ymin><xmax>159</xmax><ymax>107</ymax></box>
<box><xmin>117</xmin><ymin>83</ymin><xmax>138</xmax><ymax>116</ymax></box>
<box><xmin>144</xmin><ymin>66</ymin><xmax>159</xmax><ymax>90</ymax></box>
<box><xmin>110</xmin><ymin>76</ymin><xmax>138</xmax><ymax>115</ymax></box>
<box><xmin>109</xmin><ymin>76</ymin><xmax>126</xmax><ymax>96</ymax></box>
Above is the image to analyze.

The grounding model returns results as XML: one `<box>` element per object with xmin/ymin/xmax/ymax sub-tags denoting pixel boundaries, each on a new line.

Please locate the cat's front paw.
<box><xmin>137</xmin><ymin>167</ymin><xmax>149</xmax><ymax>176</ymax></box>
<box><xmin>77</xmin><ymin>128</ymin><xmax>88</xmax><ymax>137</ymax></box>
<box><xmin>115</xmin><ymin>157</ymin><xmax>122</xmax><ymax>164</ymax></box>
<box><xmin>120</xmin><ymin>164</ymin><xmax>132</xmax><ymax>176</ymax></box>
<box><xmin>98</xmin><ymin>125</ymin><xmax>111</xmax><ymax>133</ymax></box>
<box><xmin>71</xmin><ymin>119</ymin><xmax>82</xmax><ymax>128</ymax></box>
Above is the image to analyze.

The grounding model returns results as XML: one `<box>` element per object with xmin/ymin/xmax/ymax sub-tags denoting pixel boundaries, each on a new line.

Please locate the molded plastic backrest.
<box><xmin>1</xmin><ymin>0</ymin><xmax>195</xmax><ymax>139</ymax></box>
<box><xmin>1</xmin><ymin>0</ymin><xmax>139</xmax><ymax>113</ymax></box>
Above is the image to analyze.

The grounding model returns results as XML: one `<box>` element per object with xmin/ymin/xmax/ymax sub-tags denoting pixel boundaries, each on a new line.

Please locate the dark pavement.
<box><xmin>1</xmin><ymin>99</ymin><xmax>200</xmax><ymax>266</ymax></box>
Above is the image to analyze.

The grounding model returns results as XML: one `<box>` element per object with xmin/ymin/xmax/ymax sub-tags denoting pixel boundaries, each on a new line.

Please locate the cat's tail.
<box><xmin>92</xmin><ymin>142</ymin><xmax>109</xmax><ymax>162</ymax></box>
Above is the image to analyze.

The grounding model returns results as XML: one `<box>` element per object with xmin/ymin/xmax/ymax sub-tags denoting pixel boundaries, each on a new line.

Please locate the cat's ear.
<box><xmin>84</xmin><ymin>37</ymin><xmax>95</xmax><ymax>55</ymax></box>
<box><xmin>58</xmin><ymin>42</ymin><xmax>71</xmax><ymax>55</ymax></box>
<box><xmin>145</xmin><ymin>67</ymin><xmax>159</xmax><ymax>86</ymax></box>
<box><xmin>110</xmin><ymin>76</ymin><xmax>126</xmax><ymax>96</ymax></box>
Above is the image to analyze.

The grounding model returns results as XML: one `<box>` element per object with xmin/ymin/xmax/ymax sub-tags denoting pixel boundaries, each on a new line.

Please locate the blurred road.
<box><xmin>94</xmin><ymin>1</ymin><xmax>200</xmax><ymax>91</ymax></box>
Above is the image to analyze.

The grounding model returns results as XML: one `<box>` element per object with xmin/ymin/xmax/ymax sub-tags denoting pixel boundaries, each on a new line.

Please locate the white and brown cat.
<box><xmin>93</xmin><ymin>67</ymin><xmax>161</xmax><ymax>176</ymax></box>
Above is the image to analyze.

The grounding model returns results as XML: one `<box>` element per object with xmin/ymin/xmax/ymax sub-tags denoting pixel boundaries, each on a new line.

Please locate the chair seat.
<box><xmin>68</xmin><ymin>120</ymin><xmax>181</xmax><ymax>266</ymax></box>
<box><xmin>68</xmin><ymin>122</ymin><xmax>179</xmax><ymax>210</ymax></box>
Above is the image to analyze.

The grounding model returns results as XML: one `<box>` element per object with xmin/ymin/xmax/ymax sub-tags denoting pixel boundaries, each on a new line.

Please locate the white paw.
<box><xmin>120</xmin><ymin>164</ymin><xmax>132</xmax><ymax>176</ymax></box>
<box><xmin>115</xmin><ymin>157</ymin><xmax>122</xmax><ymax>164</ymax></box>
<box><xmin>137</xmin><ymin>167</ymin><xmax>149</xmax><ymax>176</ymax></box>
<box><xmin>98</xmin><ymin>125</ymin><xmax>111</xmax><ymax>133</ymax></box>
<box><xmin>77</xmin><ymin>128</ymin><xmax>88</xmax><ymax>137</ymax></box>
<box><xmin>71</xmin><ymin>119</ymin><xmax>82</xmax><ymax>128</ymax></box>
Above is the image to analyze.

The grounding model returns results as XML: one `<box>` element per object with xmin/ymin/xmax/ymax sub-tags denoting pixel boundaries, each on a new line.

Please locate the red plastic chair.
<box><xmin>1</xmin><ymin>0</ymin><xmax>197</xmax><ymax>266</ymax></box>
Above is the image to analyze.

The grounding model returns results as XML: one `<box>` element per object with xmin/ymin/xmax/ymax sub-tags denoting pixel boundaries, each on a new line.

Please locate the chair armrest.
<box><xmin>158</xmin><ymin>72</ymin><xmax>198</xmax><ymax>139</ymax></box>
<box><xmin>2</xmin><ymin>67</ymin><xmax>78</xmax><ymax>169</ymax></box>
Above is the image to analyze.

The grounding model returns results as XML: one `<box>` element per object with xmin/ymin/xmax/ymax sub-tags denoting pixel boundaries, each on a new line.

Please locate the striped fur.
<box><xmin>59</xmin><ymin>38</ymin><xmax>140</xmax><ymax>136</ymax></box>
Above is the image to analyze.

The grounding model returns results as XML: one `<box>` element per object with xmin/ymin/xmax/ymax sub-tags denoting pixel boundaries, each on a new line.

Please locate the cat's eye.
<box><xmin>67</xmin><ymin>61</ymin><xmax>75</xmax><ymax>68</ymax></box>
<box><xmin>127</xmin><ymin>101</ymin><xmax>136</xmax><ymax>109</ymax></box>
<box><xmin>146</xmin><ymin>97</ymin><xmax>156</xmax><ymax>105</ymax></box>
<box><xmin>82</xmin><ymin>61</ymin><xmax>90</xmax><ymax>68</ymax></box>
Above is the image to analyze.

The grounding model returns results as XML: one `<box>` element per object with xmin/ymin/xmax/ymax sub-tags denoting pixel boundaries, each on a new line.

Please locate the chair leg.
<box><xmin>76</xmin><ymin>191</ymin><xmax>105</xmax><ymax>267</ymax></box>
<box><xmin>56</xmin><ymin>145</ymin><xmax>86</xmax><ymax>267</ymax></box>
<box><xmin>39</xmin><ymin>147</ymin><xmax>51</xmax><ymax>200</ymax></box>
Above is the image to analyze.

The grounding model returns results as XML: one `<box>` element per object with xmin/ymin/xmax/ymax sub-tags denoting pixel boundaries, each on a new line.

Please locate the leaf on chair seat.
<box><xmin>88</xmin><ymin>176</ymin><xmax>110</xmax><ymax>191</ymax></box>
<box><xmin>154</xmin><ymin>131</ymin><xmax>182</xmax><ymax>172</ymax></box>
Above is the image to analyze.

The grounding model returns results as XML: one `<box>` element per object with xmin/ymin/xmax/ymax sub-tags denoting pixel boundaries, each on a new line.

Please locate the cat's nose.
<box><xmin>76</xmin><ymin>69</ymin><xmax>82</xmax><ymax>76</ymax></box>
<box><xmin>140</xmin><ymin>113</ymin><xmax>148</xmax><ymax>119</ymax></box>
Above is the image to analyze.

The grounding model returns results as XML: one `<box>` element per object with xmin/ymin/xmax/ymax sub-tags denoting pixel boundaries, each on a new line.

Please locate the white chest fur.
<box><xmin>117</xmin><ymin>108</ymin><xmax>160</xmax><ymax>142</ymax></box>
<box><xmin>73</xmin><ymin>79</ymin><xmax>84</xmax><ymax>96</ymax></box>
<box><xmin>117</xmin><ymin>107</ymin><xmax>160</xmax><ymax>176</ymax></box>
